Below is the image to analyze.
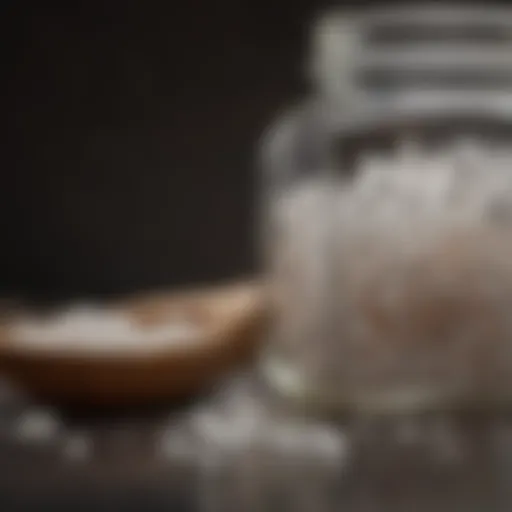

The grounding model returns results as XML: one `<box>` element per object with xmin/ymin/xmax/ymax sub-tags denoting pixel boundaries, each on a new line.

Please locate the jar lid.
<box><xmin>309</xmin><ymin>4</ymin><xmax>512</xmax><ymax>109</ymax></box>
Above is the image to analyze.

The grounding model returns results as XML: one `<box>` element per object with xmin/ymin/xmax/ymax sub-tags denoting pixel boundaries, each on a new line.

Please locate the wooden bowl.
<box><xmin>0</xmin><ymin>281</ymin><xmax>268</xmax><ymax>407</ymax></box>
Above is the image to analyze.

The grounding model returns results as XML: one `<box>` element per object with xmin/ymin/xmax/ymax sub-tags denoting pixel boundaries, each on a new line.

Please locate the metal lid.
<box><xmin>310</xmin><ymin>4</ymin><xmax>512</xmax><ymax>109</ymax></box>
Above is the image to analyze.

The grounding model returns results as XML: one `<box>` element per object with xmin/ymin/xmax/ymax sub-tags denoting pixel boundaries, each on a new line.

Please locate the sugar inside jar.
<box><xmin>263</xmin><ymin>129</ymin><xmax>512</xmax><ymax>413</ymax></box>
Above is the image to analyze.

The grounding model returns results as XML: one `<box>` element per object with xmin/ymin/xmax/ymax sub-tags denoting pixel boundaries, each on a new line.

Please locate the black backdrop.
<box><xmin>2</xmin><ymin>1</ymin><xmax>331</xmax><ymax>300</ymax></box>
<box><xmin>4</xmin><ymin>0</ymin><xmax>466</xmax><ymax>300</ymax></box>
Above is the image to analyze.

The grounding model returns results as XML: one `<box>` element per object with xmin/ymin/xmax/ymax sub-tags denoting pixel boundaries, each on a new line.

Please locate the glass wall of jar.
<box><xmin>261</xmin><ymin>99</ymin><xmax>512</xmax><ymax>414</ymax></box>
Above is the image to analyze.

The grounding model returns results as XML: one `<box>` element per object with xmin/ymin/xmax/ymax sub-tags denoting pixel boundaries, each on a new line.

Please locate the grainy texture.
<box><xmin>269</xmin><ymin>141</ymin><xmax>512</xmax><ymax>408</ymax></box>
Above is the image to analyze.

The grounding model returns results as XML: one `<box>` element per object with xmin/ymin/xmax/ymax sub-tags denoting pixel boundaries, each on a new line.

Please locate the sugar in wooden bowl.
<box><xmin>0</xmin><ymin>281</ymin><xmax>268</xmax><ymax>407</ymax></box>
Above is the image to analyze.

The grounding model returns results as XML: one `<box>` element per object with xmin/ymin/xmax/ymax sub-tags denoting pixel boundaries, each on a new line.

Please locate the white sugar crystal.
<box><xmin>15</xmin><ymin>408</ymin><xmax>60</xmax><ymax>444</ymax></box>
<box><xmin>159</xmin><ymin>427</ymin><xmax>197</xmax><ymax>461</ymax></box>
<box><xmin>63</xmin><ymin>433</ymin><xmax>92</xmax><ymax>461</ymax></box>
<box><xmin>193</xmin><ymin>400</ymin><xmax>264</xmax><ymax>452</ymax></box>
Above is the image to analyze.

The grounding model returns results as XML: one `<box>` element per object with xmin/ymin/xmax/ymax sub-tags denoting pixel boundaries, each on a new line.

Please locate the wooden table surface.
<box><xmin>0</xmin><ymin>373</ymin><xmax>511</xmax><ymax>512</ymax></box>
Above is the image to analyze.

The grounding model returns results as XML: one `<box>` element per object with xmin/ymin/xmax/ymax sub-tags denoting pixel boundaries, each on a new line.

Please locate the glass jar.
<box><xmin>260</xmin><ymin>4</ymin><xmax>512</xmax><ymax>415</ymax></box>
<box><xmin>261</xmin><ymin>99</ymin><xmax>512</xmax><ymax>414</ymax></box>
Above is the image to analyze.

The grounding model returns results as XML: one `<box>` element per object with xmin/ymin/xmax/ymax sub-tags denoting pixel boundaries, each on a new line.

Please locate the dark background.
<box><xmin>4</xmin><ymin>0</ymin><xmax>454</xmax><ymax>301</ymax></box>
<box><xmin>2</xmin><ymin>1</ymin><xmax>329</xmax><ymax>301</ymax></box>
